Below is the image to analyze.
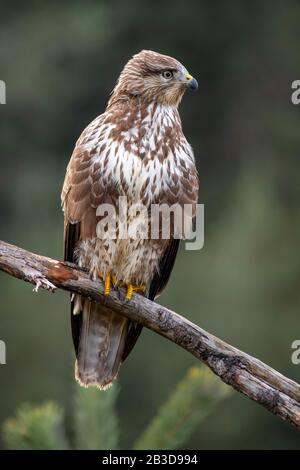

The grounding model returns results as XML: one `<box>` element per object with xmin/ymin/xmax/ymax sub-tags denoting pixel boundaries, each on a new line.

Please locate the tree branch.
<box><xmin>0</xmin><ymin>239</ymin><xmax>300</xmax><ymax>428</ymax></box>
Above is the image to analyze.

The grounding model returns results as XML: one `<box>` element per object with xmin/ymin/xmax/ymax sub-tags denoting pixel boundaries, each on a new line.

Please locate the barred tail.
<box><xmin>74</xmin><ymin>297</ymin><xmax>128</xmax><ymax>389</ymax></box>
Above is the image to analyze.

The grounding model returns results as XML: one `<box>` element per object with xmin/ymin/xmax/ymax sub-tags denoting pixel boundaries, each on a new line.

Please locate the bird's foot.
<box><xmin>125</xmin><ymin>283</ymin><xmax>145</xmax><ymax>300</ymax></box>
<box><xmin>33</xmin><ymin>277</ymin><xmax>56</xmax><ymax>293</ymax></box>
<box><xmin>103</xmin><ymin>272</ymin><xmax>118</xmax><ymax>296</ymax></box>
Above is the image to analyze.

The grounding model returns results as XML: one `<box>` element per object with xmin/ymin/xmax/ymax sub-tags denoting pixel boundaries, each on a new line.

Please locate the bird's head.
<box><xmin>110</xmin><ymin>50</ymin><xmax>198</xmax><ymax>107</ymax></box>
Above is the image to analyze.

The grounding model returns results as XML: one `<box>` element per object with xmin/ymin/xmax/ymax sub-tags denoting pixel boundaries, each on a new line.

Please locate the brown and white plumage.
<box><xmin>61</xmin><ymin>50</ymin><xmax>199</xmax><ymax>389</ymax></box>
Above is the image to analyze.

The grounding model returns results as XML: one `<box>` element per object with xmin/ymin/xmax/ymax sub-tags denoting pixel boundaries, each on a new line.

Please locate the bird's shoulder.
<box><xmin>61</xmin><ymin>112</ymin><xmax>111</xmax><ymax>207</ymax></box>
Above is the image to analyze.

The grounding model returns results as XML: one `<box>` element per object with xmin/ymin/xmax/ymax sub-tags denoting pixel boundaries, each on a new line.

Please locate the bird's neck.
<box><xmin>106</xmin><ymin>95</ymin><xmax>181</xmax><ymax>132</ymax></box>
<box><xmin>102</xmin><ymin>96</ymin><xmax>184</xmax><ymax>164</ymax></box>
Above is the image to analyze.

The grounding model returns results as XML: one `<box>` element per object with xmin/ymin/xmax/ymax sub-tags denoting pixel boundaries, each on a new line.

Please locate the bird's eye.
<box><xmin>161</xmin><ymin>70</ymin><xmax>174</xmax><ymax>80</ymax></box>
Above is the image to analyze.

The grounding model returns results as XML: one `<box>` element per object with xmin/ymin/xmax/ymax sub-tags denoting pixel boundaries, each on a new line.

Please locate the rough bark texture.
<box><xmin>1</xmin><ymin>239</ymin><xmax>300</xmax><ymax>428</ymax></box>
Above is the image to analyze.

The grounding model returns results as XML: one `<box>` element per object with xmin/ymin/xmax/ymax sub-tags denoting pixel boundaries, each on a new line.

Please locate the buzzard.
<box><xmin>61</xmin><ymin>50</ymin><xmax>199</xmax><ymax>389</ymax></box>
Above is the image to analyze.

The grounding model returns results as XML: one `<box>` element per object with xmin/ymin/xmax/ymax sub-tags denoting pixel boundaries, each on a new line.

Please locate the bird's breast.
<box><xmin>97</xmin><ymin>103</ymin><xmax>194</xmax><ymax>205</ymax></box>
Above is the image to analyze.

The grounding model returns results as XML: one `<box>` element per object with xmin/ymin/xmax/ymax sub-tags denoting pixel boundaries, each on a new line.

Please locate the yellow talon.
<box><xmin>126</xmin><ymin>283</ymin><xmax>145</xmax><ymax>300</ymax></box>
<box><xmin>104</xmin><ymin>272</ymin><xmax>111</xmax><ymax>296</ymax></box>
<box><xmin>111</xmin><ymin>274</ymin><xmax>118</xmax><ymax>286</ymax></box>
<box><xmin>133</xmin><ymin>284</ymin><xmax>145</xmax><ymax>293</ymax></box>
<box><xmin>126</xmin><ymin>284</ymin><xmax>133</xmax><ymax>300</ymax></box>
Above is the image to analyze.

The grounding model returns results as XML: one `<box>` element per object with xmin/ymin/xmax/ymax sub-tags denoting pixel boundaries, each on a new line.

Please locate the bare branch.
<box><xmin>0</xmin><ymin>239</ymin><xmax>300</xmax><ymax>427</ymax></box>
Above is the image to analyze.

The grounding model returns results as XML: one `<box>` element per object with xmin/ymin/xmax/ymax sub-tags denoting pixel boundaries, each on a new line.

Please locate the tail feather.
<box><xmin>75</xmin><ymin>297</ymin><xmax>128</xmax><ymax>389</ymax></box>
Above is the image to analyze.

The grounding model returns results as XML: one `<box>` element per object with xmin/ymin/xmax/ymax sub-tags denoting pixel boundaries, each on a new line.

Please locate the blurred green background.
<box><xmin>1</xmin><ymin>0</ymin><xmax>300</xmax><ymax>449</ymax></box>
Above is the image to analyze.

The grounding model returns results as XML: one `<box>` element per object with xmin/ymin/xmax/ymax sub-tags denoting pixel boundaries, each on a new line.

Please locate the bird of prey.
<box><xmin>61</xmin><ymin>50</ymin><xmax>199</xmax><ymax>389</ymax></box>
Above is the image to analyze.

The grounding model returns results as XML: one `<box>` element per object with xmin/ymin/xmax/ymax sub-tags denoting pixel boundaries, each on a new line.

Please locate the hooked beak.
<box><xmin>185</xmin><ymin>73</ymin><xmax>198</xmax><ymax>91</ymax></box>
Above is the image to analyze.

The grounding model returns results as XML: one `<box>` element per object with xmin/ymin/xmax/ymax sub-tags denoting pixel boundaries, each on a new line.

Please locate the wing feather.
<box><xmin>121</xmin><ymin>238</ymin><xmax>180</xmax><ymax>361</ymax></box>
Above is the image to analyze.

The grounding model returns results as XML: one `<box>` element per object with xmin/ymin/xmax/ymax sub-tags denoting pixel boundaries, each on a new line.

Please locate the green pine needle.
<box><xmin>133</xmin><ymin>366</ymin><xmax>231</xmax><ymax>450</ymax></box>
<box><xmin>2</xmin><ymin>402</ymin><xmax>68</xmax><ymax>450</ymax></box>
<box><xmin>73</xmin><ymin>383</ymin><xmax>119</xmax><ymax>450</ymax></box>
<box><xmin>2</xmin><ymin>368</ymin><xmax>231</xmax><ymax>450</ymax></box>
